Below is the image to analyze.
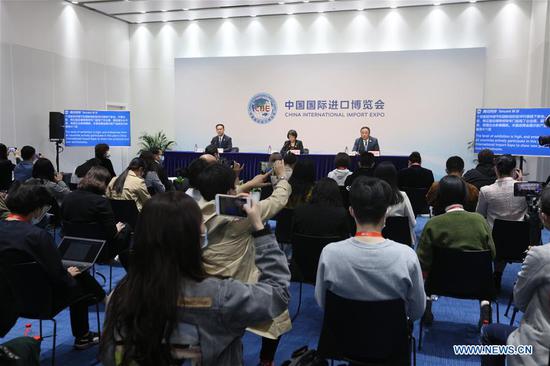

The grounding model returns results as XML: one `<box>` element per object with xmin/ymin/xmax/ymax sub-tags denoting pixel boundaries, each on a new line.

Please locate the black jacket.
<box><xmin>292</xmin><ymin>203</ymin><xmax>351</xmax><ymax>239</ymax></box>
<box><xmin>209</xmin><ymin>135</ymin><xmax>233</xmax><ymax>152</ymax></box>
<box><xmin>75</xmin><ymin>157</ymin><xmax>116</xmax><ymax>179</ymax></box>
<box><xmin>280</xmin><ymin>140</ymin><xmax>305</xmax><ymax>155</ymax></box>
<box><xmin>463</xmin><ymin>164</ymin><xmax>497</xmax><ymax>190</ymax></box>
<box><xmin>61</xmin><ymin>189</ymin><xmax>118</xmax><ymax>241</ymax></box>
<box><xmin>0</xmin><ymin>221</ymin><xmax>75</xmax><ymax>291</ymax></box>
<box><xmin>0</xmin><ymin>160</ymin><xmax>15</xmax><ymax>191</ymax></box>
<box><xmin>344</xmin><ymin>167</ymin><xmax>375</xmax><ymax>187</ymax></box>
<box><xmin>398</xmin><ymin>165</ymin><xmax>435</xmax><ymax>190</ymax></box>
<box><xmin>151</xmin><ymin>161</ymin><xmax>171</xmax><ymax>190</ymax></box>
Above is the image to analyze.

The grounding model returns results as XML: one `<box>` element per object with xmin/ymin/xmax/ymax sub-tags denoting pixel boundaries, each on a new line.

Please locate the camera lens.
<box><xmin>539</xmin><ymin>135</ymin><xmax>550</xmax><ymax>146</ymax></box>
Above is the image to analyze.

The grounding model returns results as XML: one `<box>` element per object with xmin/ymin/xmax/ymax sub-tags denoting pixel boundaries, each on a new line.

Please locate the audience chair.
<box><xmin>382</xmin><ymin>216</ymin><xmax>412</xmax><ymax>246</ymax></box>
<box><xmin>402</xmin><ymin>187</ymin><xmax>430</xmax><ymax>216</ymax></box>
<box><xmin>2</xmin><ymin>250</ymin><xmax>101</xmax><ymax>366</ymax></box>
<box><xmin>290</xmin><ymin>233</ymin><xmax>343</xmax><ymax>321</ymax></box>
<box><xmin>318</xmin><ymin>291</ymin><xmax>416</xmax><ymax>366</ymax></box>
<box><xmin>62</xmin><ymin>221</ymin><xmax>113</xmax><ymax>291</ymax></box>
<box><xmin>108</xmin><ymin>199</ymin><xmax>139</xmax><ymax>230</ymax></box>
<box><xmin>419</xmin><ymin>247</ymin><xmax>499</xmax><ymax>350</ymax></box>
<box><xmin>492</xmin><ymin>219</ymin><xmax>530</xmax><ymax>319</ymax></box>
<box><xmin>0</xmin><ymin>267</ymin><xmax>18</xmax><ymax>337</ymax></box>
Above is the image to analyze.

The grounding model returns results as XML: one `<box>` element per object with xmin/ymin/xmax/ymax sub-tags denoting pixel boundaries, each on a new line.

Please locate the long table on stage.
<box><xmin>165</xmin><ymin>151</ymin><xmax>409</xmax><ymax>182</ymax></box>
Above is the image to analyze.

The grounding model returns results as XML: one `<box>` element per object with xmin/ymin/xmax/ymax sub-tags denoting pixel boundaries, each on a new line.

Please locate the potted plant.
<box><xmin>138</xmin><ymin>131</ymin><xmax>176</xmax><ymax>152</ymax></box>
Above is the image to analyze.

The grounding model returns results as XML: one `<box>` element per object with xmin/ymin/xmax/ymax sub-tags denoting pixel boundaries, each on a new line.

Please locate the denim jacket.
<box><xmin>102</xmin><ymin>233</ymin><xmax>290</xmax><ymax>366</ymax></box>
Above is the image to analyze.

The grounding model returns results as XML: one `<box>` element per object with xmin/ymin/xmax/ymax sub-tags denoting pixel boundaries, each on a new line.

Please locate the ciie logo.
<box><xmin>248</xmin><ymin>93</ymin><xmax>277</xmax><ymax>124</ymax></box>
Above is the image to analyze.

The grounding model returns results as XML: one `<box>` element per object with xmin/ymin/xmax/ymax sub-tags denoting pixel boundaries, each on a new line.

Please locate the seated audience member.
<box><xmin>292</xmin><ymin>178</ymin><xmax>351</xmax><ymax>239</ymax></box>
<box><xmin>204</xmin><ymin>144</ymin><xmax>221</xmax><ymax>160</ymax></box>
<box><xmin>149</xmin><ymin>148</ymin><xmax>171</xmax><ymax>190</ymax></box>
<box><xmin>27</xmin><ymin>157</ymin><xmax>70</xmax><ymax>207</ymax></box>
<box><xmin>269</xmin><ymin>152</ymin><xmax>283</xmax><ymax>164</ymax></box>
<box><xmin>315</xmin><ymin>177</ymin><xmax>425</xmax><ymax>321</ymax></box>
<box><xmin>463</xmin><ymin>149</ymin><xmax>497</xmax><ymax>190</ymax></box>
<box><xmin>61</xmin><ymin>166</ymin><xmax>129</xmax><ymax>263</ymax></box>
<box><xmin>287</xmin><ymin>159</ymin><xmax>315</xmax><ymax>208</ymax></box>
<box><xmin>100</xmin><ymin>192</ymin><xmax>290</xmax><ymax>366</ymax></box>
<box><xmin>106</xmin><ymin>158</ymin><xmax>150</xmax><ymax>211</ymax></box>
<box><xmin>476</xmin><ymin>154</ymin><xmax>527</xmax><ymax>228</ymax></box>
<box><xmin>374</xmin><ymin>162</ymin><xmax>416</xmax><ymax>245</ymax></box>
<box><xmin>13</xmin><ymin>145</ymin><xmax>36</xmax><ymax>183</ymax></box>
<box><xmin>327</xmin><ymin>152</ymin><xmax>352</xmax><ymax>186</ymax></box>
<box><xmin>417</xmin><ymin>175</ymin><xmax>495</xmax><ymax>326</ymax></box>
<box><xmin>480</xmin><ymin>187</ymin><xmax>550</xmax><ymax>366</ymax></box>
<box><xmin>476</xmin><ymin>154</ymin><xmax>528</xmax><ymax>290</ymax></box>
<box><xmin>426</xmin><ymin>156</ymin><xmax>479</xmax><ymax>215</ymax></box>
<box><xmin>75</xmin><ymin>143</ymin><xmax>116</xmax><ymax>179</ymax></box>
<box><xmin>344</xmin><ymin>151</ymin><xmax>375</xmax><ymax>187</ymax></box>
<box><xmin>0</xmin><ymin>183</ymin><xmax>105</xmax><ymax>349</ymax></box>
<box><xmin>184</xmin><ymin>155</ymin><xmax>217</xmax><ymax>201</ymax></box>
<box><xmin>397</xmin><ymin>151</ymin><xmax>434</xmax><ymax>191</ymax></box>
<box><xmin>139</xmin><ymin>151</ymin><xmax>166</xmax><ymax>195</ymax></box>
<box><xmin>196</xmin><ymin>160</ymin><xmax>291</xmax><ymax>366</ymax></box>
<box><xmin>280</xmin><ymin>129</ymin><xmax>304</xmax><ymax>155</ymax></box>
<box><xmin>0</xmin><ymin>144</ymin><xmax>16</xmax><ymax>191</ymax></box>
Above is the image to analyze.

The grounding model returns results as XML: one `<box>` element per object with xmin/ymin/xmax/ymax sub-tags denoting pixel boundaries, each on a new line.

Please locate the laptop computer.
<box><xmin>58</xmin><ymin>236</ymin><xmax>106</xmax><ymax>272</ymax></box>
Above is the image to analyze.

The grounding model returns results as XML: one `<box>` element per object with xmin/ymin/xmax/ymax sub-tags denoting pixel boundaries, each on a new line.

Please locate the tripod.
<box><xmin>51</xmin><ymin>139</ymin><xmax>64</xmax><ymax>172</ymax></box>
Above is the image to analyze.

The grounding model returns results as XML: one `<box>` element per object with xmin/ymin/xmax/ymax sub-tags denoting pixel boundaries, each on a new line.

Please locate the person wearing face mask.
<box><xmin>75</xmin><ymin>143</ymin><xmax>116</xmax><ymax>180</ymax></box>
<box><xmin>149</xmin><ymin>148</ymin><xmax>172</xmax><ymax>190</ymax></box>
<box><xmin>0</xmin><ymin>182</ymin><xmax>106</xmax><ymax>349</ymax></box>
<box><xmin>106</xmin><ymin>158</ymin><xmax>151</xmax><ymax>211</ymax></box>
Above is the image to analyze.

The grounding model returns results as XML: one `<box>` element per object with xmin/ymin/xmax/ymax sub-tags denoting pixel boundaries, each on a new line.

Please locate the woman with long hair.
<box><xmin>374</xmin><ymin>161</ymin><xmax>416</xmax><ymax>245</ymax></box>
<box><xmin>27</xmin><ymin>157</ymin><xmax>70</xmax><ymax>206</ymax></box>
<box><xmin>138</xmin><ymin>150</ymin><xmax>166</xmax><ymax>194</ymax></box>
<box><xmin>287</xmin><ymin>159</ymin><xmax>316</xmax><ymax>208</ymax></box>
<box><xmin>100</xmin><ymin>192</ymin><xmax>290</xmax><ymax>366</ymax></box>
<box><xmin>106</xmin><ymin>158</ymin><xmax>150</xmax><ymax>211</ymax></box>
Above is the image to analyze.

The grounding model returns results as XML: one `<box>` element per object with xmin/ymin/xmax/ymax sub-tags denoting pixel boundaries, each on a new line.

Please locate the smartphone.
<box><xmin>259</xmin><ymin>161</ymin><xmax>272</xmax><ymax>174</ymax></box>
<box><xmin>215</xmin><ymin>194</ymin><xmax>250</xmax><ymax>218</ymax></box>
<box><xmin>7</xmin><ymin>147</ymin><xmax>16</xmax><ymax>154</ymax></box>
<box><xmin>513</xmin><ymin>181</ymin><xmax>543</xmax><ymax>197</ymax></box>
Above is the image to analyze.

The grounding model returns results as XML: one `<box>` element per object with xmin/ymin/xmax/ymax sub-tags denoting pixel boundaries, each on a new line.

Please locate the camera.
<box><xmin>537</xmin><ymin>114</ymin><xmax>550</xmax><ymax>146</ymax></box>
<box><xmin>514</xmin><ymin>181</ymin><xmax>545</xmax><ymax>245</ymax></box>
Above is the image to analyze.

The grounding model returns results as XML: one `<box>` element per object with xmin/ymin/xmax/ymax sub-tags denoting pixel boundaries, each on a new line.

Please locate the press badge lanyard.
<box><xmin>355</xmin><ymin>231</ymin><xmax>384</xmax><ymax>238</ymax></box>
<box><xmin>6</xmin><ymin>213</ymin><xmax>26</xmax><ymax>222</ymax></box>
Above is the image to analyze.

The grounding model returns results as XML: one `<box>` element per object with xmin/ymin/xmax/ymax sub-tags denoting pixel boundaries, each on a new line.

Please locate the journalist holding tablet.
<box><xmin>280</xmin><ymin>129</ymin><xmax>304</xmax><ymax>155</ymax></box>
<box><xmin>352</xmin><ymin>126</ymin><xmax>380</xmax><ymax>153</ymax></box>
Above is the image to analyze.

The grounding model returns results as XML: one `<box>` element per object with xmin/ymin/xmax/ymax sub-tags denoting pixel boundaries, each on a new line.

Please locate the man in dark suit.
<box><xmin>352</xmin><ymin>126</ymin><xmax>380</xmax><ymax>153</ymax></box>
<box><xmin>397</xmin><ymin>151</ymin><xmax>434</xmax><ymax>190</ymax></box>
<box><xmin>209</xmin><ymin>123</ymin><xmax>233</xmax><ymax>152</ymax></box>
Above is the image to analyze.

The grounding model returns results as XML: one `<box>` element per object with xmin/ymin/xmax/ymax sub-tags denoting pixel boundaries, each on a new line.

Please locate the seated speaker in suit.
<box><xmin>210</xmin><ymin>123</ymin><xmax>233</xmax><ymax>152</ymax></box>
<box><xmin>280</xmin><ymin>129</ymin><xmax>304</xmax><ymax>155</ymax></box>
<box><xmin>352</xmin><ymin>126</ymin><xmax>380</xmax><ymax>153</ymax></box>
<box><xmin>281</xmin><ymin>130</ymin><xmax>304</xmax><ymax>156</ymax></box>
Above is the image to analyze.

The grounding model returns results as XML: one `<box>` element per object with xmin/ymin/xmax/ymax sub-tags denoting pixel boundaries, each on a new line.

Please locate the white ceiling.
<box><xmin>67</xmin><ymin>0</ymin><xmax>494</xmax><ymax>24</ymax></box>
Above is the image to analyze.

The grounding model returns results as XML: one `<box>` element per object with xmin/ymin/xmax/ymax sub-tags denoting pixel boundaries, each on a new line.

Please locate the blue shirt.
<box><xmin>14</xmin><ymin>161</ymin><xmax>33</xmax><ymax>182</ymax></box>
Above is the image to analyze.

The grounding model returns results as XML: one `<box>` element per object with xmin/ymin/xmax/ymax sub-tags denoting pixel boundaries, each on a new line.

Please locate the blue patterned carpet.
<box><xmin>2</xmin><ymin>217</ymin><xmax>544</xmax><ymax>366</ymax></box>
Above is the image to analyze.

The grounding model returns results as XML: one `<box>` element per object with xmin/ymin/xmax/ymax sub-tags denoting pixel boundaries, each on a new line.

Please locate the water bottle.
<box><xmin>267</xmin><ymin>145</ymin><xmax>272</xmax><ymax>154</ymax></box>
<box><xmin>344</xmin><ymin>146</ymin><xmax>349</xmax><ymax>154</ymax></box>
<box><xmin>24</xmin><ymin>323</ymin><xmax>32</xmax><ymax>337</ymax></box>
<box><xmin>194</xmin><ymin>144</ymin><xmax>198</xmax><ymax>152</ymax></box>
